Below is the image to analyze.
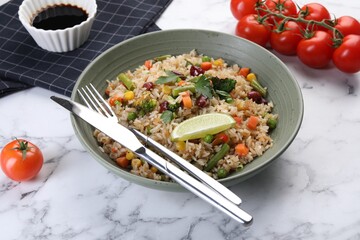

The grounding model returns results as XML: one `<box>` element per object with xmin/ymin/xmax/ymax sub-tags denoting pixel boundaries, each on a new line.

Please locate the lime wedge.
<box><xmin>171</xmin><ymin>113</ymin><xmax>236</xmax><ymax>141</ymax></box>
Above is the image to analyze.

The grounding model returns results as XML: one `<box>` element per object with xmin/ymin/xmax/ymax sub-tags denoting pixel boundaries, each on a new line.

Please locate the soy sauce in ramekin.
<box><xmin>32</xmin><ymin>4</ymin><xmax>88</xmax><ymax>30</ymax></box>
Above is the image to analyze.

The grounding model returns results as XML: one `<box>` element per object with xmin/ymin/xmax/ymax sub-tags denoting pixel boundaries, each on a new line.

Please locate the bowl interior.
<box><xmin>71</xmin><ymin>29</ymin><xmax>303</xmax><ymax>191</ymax></box>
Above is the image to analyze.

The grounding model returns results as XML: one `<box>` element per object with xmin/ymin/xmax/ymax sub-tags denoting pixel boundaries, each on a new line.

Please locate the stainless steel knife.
<box><xmin>51</xmin><ymin>96</ymin><xmax>253</xmax><ymax>225</ymax></box>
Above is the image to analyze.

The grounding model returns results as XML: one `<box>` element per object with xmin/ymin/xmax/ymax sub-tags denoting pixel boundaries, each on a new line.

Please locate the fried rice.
<box><xmin>93</xmin><ymin>50</ymin><xmax>277</xmax><ymax>181</ymax></box>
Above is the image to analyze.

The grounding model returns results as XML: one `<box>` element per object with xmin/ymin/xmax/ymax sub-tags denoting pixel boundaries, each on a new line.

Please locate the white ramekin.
<box><xmin>18</xmin><ymin>0</ymin><xmax>97</xmax><ymax>52</ymax></box>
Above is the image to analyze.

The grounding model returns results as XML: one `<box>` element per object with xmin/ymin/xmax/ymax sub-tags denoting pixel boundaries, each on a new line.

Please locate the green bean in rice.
<box><xmin>93</xmin><ymin>50</ymin><xmax>277</xmax><ymax>181</ymax></box>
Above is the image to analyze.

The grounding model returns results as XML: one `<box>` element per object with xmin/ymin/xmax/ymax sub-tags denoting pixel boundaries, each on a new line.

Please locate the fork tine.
<box><xmin>86</xmin><ymin>86</ymin><xmax>110</xmax><ymax>118</ymax></box>
<box><xmin>77</xmin><ymin>89</ymin><xmax>92</xmax><ymax>109</ymax></box>
<box><xmin>77</xmin><ymin>83</ymin><xmax>117</xmax><ymax>121</ymax></box>
<box><xmin>89</xmin><ymin>83</ymin><xmax>116</xmax><ymax>118</ymax></box>
<box><xmin>79</xmin><ymin>86</ymin><xmax>99</xmax><ymax>113</ymax></box>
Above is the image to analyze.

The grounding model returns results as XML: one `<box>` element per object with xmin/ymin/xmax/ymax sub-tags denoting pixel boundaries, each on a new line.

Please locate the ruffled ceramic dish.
<box><xmin>71</xmin><ymin>29</ymin><xmax>304</xmax><ymax>191</ymax></box>
<box><xmin>18</xmin><ymin>0</ymin><xmax>97</xmax><ymax>52</ymax></box>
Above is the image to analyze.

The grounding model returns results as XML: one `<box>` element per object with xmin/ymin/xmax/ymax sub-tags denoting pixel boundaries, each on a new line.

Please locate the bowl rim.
<box><xmin>71</xmin><ymin>28</ymin><xmax>304</xmax><ymax>190</ymax></box>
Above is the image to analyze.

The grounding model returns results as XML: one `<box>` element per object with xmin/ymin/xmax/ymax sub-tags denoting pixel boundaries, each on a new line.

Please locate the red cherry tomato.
<box><xmin>299</xmin><ymin>3</ymin><xmax>331</xmax><ymax>31</ymax></box>
<box><xmin>297</xmin><ymin>31</ymin><xmax>334</xmax><ymax>69</ymax></box>
<box><xmin>260</xmin><ymin>0</ymin><xmax>297</xmax><ymax>24</ymax></box>
<box><xmin>333</xmin><ymin>34</ymin><xmax>360</xmax><ymax>74</ymax></box>
<box><xmin>235</xmin><ymin>14</ymin><xmax>271</xmax><ymax>47</ymax></box>
<box><xmin>230</xmin><ymin>0</ymin><xmax>259</xmax><ymax>21</ymax></box>
<box><xmin>1</xmin><ymin>139</ymin><xmax>44</xmax><ymax>181</ymax></box>
<box><xmin>270</xmin><ymin>20</ymin><xmax>303</xmax><ymax>55</ymax></box>
<box><xmin>332</xmin><ymin>16</ymin><xmax>360</xmax><ymax>37</ymax></box>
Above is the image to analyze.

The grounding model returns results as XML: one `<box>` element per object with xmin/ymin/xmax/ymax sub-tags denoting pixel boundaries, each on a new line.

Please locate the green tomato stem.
<box><xmin>13</xmin><ymin>138</ymin><xmax>31</xmax><ymax>160</ymax></box>
<box><xmin>257</xmin><ymin>6</ymin><xmax>343</xmax><ymax>39</ymax></box>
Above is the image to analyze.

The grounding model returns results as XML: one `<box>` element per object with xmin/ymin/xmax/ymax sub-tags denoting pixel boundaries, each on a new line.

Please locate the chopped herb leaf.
<box><xmin>195</xmin><ymin>75</ymin><xmax>213</xmax><ymax>99</ymax></box>
<box><xmin>161</xmin><ymin>110</ymin><xmax>174</xmax><ymax>123</ymax></box>
<box><xmin>188</xmin><ymin>76</ymin><xmax>201</xmax><ymax>83</ymax></box>
<box><xmin>211</xmin><ymin>77</ymin><xmax>236</xmax><ymax>93</ymax></box>
<box><xmin>155</xmin><ymin>71</ymin><xmax>179</xmax><ymax>84</ymax></box>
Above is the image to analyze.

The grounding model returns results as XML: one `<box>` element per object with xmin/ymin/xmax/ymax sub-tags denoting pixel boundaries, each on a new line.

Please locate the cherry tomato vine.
<box><xmin>230</xmin><ymin>0</ymin><xmax>360</xmax><ymax>73</ymax></box>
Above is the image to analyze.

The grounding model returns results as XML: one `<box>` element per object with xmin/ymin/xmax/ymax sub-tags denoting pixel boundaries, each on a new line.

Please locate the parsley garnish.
<box><xmin>160</xmin><ymin>110</ymin><xmax>174</xmax><ymax>123</ymax></box>
<box><xmin>155</xmin><ymin>71</ymin><xmax>179</xmax><ymax>84</ymax></box>
<box><xmin>211</xmin><ymin>77</ymin><xmax>236</xmax><ymax>93</ymax></box>
<box><xmin>194</xmin><ymin>75</ymin><xmax>213</xmax><ymax>99</ymax></box>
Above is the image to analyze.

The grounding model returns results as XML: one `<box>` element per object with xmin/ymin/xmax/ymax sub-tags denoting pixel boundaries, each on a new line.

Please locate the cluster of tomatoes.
<box><xmin>230</xmin><ymin>0</ymin><xmax>360</xmax><ymax>73</ymax></box>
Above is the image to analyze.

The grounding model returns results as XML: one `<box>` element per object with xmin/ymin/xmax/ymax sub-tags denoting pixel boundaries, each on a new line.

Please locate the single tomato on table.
<box><xmin>230</xmin><ymin>0</ymin><xmax>259</xmax><ymax>21</ymax></box>
<box><xmin>332</xmin><ymin>34</ymin><xmax>360</xmax><ymax>74</ymax></box>
<box><xmin>270</xmin><ymin>20</ymin><xmax>303</xmax><ymax>55</ymax></box>
<box><xmin>235</xmin><ymin>14</ymin><xmax>271</xmax><ymax>47</ymax></box>
<box><xmin>299</xmin><ymin>3</ymin><xmax>331</xmax><ymax>31</ymax></box>
<box><xmin>297</xmin><ymin>31</ymin><xmax>334</xmax><ymax>69</ymax></box>
<box><xmin>1</xmin><ymin>139</ymin><xmax>44</xmax><ymax>181</ymax></box>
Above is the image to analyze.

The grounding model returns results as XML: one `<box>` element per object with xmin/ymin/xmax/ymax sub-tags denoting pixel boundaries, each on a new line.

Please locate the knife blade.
<box><xmin>51</xmin><ymin>96</ymin><xmax>253</xmax><ymax>225</ymax></box>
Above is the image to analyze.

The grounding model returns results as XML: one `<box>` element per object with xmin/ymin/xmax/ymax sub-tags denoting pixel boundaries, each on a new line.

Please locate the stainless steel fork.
<box><xmin>77</xmin><ymin>83</ymin><xmax>242</xmax><ymax>206</ymax></box>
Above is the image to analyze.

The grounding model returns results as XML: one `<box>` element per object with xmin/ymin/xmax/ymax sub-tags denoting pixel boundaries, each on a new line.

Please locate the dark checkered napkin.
<box><xmin>0</xmin><ymin>0</ymin><xmax>172</xmax><ymax>97</ymax></box>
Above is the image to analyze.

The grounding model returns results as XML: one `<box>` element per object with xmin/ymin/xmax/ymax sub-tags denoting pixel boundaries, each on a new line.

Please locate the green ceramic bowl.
<box><xmin>71</xmin><ymin>29</ymin><xmax>304</xmax><ymax>191</ymax></box>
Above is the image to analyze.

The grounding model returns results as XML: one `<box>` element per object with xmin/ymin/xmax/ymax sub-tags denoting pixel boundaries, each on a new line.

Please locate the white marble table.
<box><xmin>1</xmin><ymin>0</ymin><xmax>360</xmax><ymax>239</ymax></box>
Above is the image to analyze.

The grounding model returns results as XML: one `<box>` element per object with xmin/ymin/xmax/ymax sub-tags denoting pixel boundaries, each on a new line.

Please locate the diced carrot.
<box><xmin>116</xmin><ymin>156</ymin><xmax>130</xmax><ymax>168</ymax></box>
<box><xmin>247</xmin><ymin>116</ymin><xmax>259</xmax><ymax>130</ymax></box>
<box><xmin>212</xmin><ymin>132</ymin><xmax>229</xmax><ymax>145</ymax></box>
<box><xmin>181</xmin><ymin>93</ymin><xmax>192</xmax><ymax>109</ymax></box>
<box><xmin>109</xmin><ymin>96</ymin><xmax>123</xmax><ymax>106</ymax></box>
<box><xmin>177</xmin><ymin>80</ymin><xmax>187</xmax><ymax>86</ymax></box>
<box><xmin>238</xmin><ymin>67</ymin><xmax>250</xmax><ymax>77</ymax></box>
<box><xmin>235</xmin><ymin>143</ymin><xmax>249</xmax><ymax>157</ymax></box>
<box><xmin>233</xmin><ymin>116</ymin><xmax>242</xmax><ymax>125</ymax></box>
<box><xmin>144</xmin><ymin>60</ymin><xmax>153</xmax><ymax>70</ymax></box>
<box><xmin>200</xmin><ymin>62</ymin><xmax>212</xmax><ymax>71</ymax></box>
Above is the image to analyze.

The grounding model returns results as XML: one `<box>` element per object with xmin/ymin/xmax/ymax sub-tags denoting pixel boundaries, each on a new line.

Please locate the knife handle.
<box><xmin>135</xmin><ymin>147</ymin><xmax>253</xmax><ymax>225</ymax></box>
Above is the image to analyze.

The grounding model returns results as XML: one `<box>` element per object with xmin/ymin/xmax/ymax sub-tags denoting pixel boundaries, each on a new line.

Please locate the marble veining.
<box><xmin>1</xmin><ymin>0</ymin><xmax>360</xmax><ymax>239</ymax></box>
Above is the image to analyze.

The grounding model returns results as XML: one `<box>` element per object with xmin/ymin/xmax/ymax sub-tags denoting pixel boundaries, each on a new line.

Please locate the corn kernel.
<box><xmin>131</xmin><ymin>158</ymin><xmax>142</xmax><ymax>169</ymax></box>
<box><xmin>236</xmin><ymin>101</ymin><xmax>245</xmax><ymax>111</ymax></box>
<box><xmin>213</xmin><ymin>58</ymin><xmax>224</xmax><ymax>67</ymax></box>
<box><xmin>246</xmin><ymin>73</ymin><xmax>257</xmax><ymax>82</ymax></box>
<box><xmin>124</xmin><ymin>91</ymin><xmax>135</xmax><ymax>101</ymax></box>
<box><xmin>150</xmin><ymin>166</ymin><xmax>158</xmax><ymax>173</ymax></box>
<box><xmin>176</xmin><ymin>141</ymin><xmax>186</xmax><ymax>152</ymax></box>
<box><xmin>162</xmin><ymin>85</ymin><xmax>172</xmax><ymax>95</ymax></box>
<box><xmin>126</xmin><ymin>151</ymin><xmax>134</xmax><ymax>160</ymax></box>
